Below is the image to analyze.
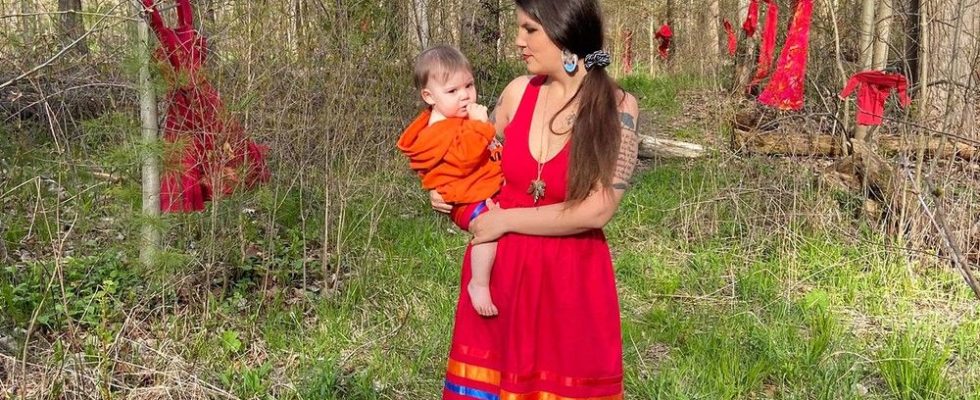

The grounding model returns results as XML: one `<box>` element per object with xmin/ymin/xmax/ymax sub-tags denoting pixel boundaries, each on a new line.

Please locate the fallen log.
<box><xmin>637</xmin><ymin>134</ymin><xmax>706</xmax><ymax>159</ymax></box>
<box><xmin>733</xmin><ymin>128</ymin><xmax>845</xmax><ymax>156</ymax></box>
<box><xmin>733</xmin><ymin>128</ymin><xmax>980</xmax><ymax>161</ymax></box>
<box><xmin>876</xmin><ymin>135</ymin><xmax>978</xmax><ymax>161</ymax></box>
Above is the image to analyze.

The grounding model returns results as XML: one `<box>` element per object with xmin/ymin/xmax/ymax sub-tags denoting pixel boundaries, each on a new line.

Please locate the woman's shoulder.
<box><xmin>494</xmin><ymin>75</ymin><xmax>537</xmax><ymax>120</ymax></box>
<box><xmin>500</xmin><ymin>75</ymin><xmax>537</xmax><ymax>101</ymax></box>
<box><xmin>616</xmin><ymin>89</ymin><xmax>639</xmax><ymax>114</ymax></box>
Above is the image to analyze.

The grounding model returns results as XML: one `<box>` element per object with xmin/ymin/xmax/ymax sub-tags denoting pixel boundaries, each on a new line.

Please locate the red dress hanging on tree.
<box><xmin>443</xmin><ymin>76</ymin><xmax>623</xmax><ymax>399</ymax></box>
<box><xmin>838</xmin><ymin>70</ymin><xmax>911</xmax><ymax>125</ymax></box>
<box><xmin>758</xmin><ymin>0</ymin><xmax>814</xmax><ymax>110</ymax></box>
<box><xmin>723</xmin><ymin>20</ymin><xmax>737</xmax><ymax>57</ymax></box>
<box><xmin>655</xmin><ymin>24</ymin><xmax>672</xmax><ymax>60</ymax></box>
<box><xmin>749</xmin><ymin>0</ymin><xmax>779</xmax><ymax>89</ymax></box>
<box><xmin>142</xmin><ymin>0</ymin><xmax>269</xmax><ymax>212</ymax></box>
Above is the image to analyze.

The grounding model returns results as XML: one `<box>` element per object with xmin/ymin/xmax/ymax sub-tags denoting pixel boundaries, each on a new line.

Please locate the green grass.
<box><xmin>619</xmin><ymin>73</ymin><xmax>711</xmax><ymax>116</ymax></box>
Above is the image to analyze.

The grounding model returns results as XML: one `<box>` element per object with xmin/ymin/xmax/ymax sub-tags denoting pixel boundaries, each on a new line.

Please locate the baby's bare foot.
<box><xmin>467</xmin><ymin>281</ymin><xmax>498</xmax><ymax>317</ymax></box>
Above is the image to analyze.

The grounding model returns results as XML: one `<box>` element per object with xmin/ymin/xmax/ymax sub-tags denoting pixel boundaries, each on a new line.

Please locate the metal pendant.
<box><xmin>528</xmin><ymin>179</ymin><xmax>546</xmax><ymax>204</ymax></box>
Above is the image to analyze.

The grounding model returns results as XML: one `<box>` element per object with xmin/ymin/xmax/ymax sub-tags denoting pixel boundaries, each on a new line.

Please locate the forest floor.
<box><xmin>2</xmin><ymin>74</ymin><xmax>979</xmax><ymax>399</ymax></box>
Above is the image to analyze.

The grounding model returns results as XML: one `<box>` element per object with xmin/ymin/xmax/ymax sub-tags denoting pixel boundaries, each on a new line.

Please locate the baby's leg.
<box><xmin>468</xmin><ymin>241</ymin><xmax>498</xmax><ymax>316</ymax></box>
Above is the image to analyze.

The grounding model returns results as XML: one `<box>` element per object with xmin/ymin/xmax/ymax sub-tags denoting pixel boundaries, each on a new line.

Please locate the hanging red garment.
<box><xmin>758</xmin><ymin>0</ymin><xmax>814</xmax><ymax>110</ymax></box>
<box><xmin>749</xmin><ymin>0</ymin><xmax>779</xmax><ymax>89</ymax></box>
<box><xmin>838</xmin><ymin>70</ymin><xmax>911</xmax><ymax>125</ymax></box>
<box><xmin>655</xmin><ymin>23</ymin><xmax>672</xmax><ymax>60</ymax></box>
<box><xmin>724</xmin><ymin>20</ymin><xmax>737</xmax><ymax>57</ymax></box>
<box><xmin>143</xmin><ymin>0</ymin><xmax>270</xmax><ymax>213</ymax></box>
<box><xmin>742</xmin><ymin>0</ymin><xmax>760</xmax><ymax>37</ymax></box>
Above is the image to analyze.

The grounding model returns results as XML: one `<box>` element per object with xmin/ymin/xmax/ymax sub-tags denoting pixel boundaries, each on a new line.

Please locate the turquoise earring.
<box><xmin>562</xmin><ymin>49</ymin><xmax>578</xmax><ymax>73</ymax></box>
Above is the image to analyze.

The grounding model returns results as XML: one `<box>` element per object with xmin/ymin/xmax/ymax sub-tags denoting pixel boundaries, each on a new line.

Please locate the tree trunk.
<box><xmin>291</xmin><ymin>0</ymin><xmax>305</xmax><ymax>60</ymax></box>
<box><xmin>648</xmin><ymin>13</ymin><xmax>656</xmax><ymax>75</ymax></box>
<box><xmin>409</xmin><ymin>0</ymin><xmax>430</xmax><ymax>51</ymax></box>
<box><xmin>858</xmin><ymin>0</ymin><xmax>877</xmax><ymax>69</ymax></box>
<box><xmin>612</xmin><ymin>14</ymin><xmax>623</xmax><ymax>79</ymax></box>
<box><xmin>706</xmin><ymin>0</ymin><xmax>721</xmax><ymax>59</ymax></box>
<box><xmin>19</xmin><ymin>0</ymin><xmax>36</xmax><ymax>51</ymax></box>
<box><xmin>914</xmin><ymin>0</ymin><xmax>930</xmax><ymax>179</ymax></box>
<box><xmin>58</xmin><ymin>0</ymin><xmax>88</xmax><ymax>56</ymax></box>
<box><xmin>854</xmin><ymin>0</ymin><xmax>878</xmax><ymax>141</ymax></box>
<box><xmin>917</xmin><ymin>0</ymin><xmax>929</xmax><ymax>108</ymax></box>
<box><xmin>495</xmin><ymin>0</ymin><xmax>504</xmax><ymax>60</ymax></box>
<box><xmin>825</xmin><ymin>0</ymin><xmax>851</xmax><ymax>139</ymax></box>
<box><xmin>738</xmin><ymin>0</ymin><xmax>750</xmax><ymax>26</ymax></box>
<box><xmin>872</xmin><ymin>0</ymin><xmax>893</xmax><ymax>69</ymax></box>
<box><xmin>733</xmin><ymin>0</ymin><xmax>758</xmax><ymax>93</ymax></box>
<box><xmin>924</xmin><ymin>0</ymin><xmax>979</xmax><ymax>138</ymax></box>
<box><xmin>137</xmin><ymin>9</ymin><xmax>160</xmax><ymax>268</ymax></box>
<box><xmin>447</xmin><ymin>0</ymin><xmax>460</xmax><ymax>47</ymax></box>
<box><xmin>638</xmin><ymin>135</ymin><xmax>706</xmax><ymax>159</ymax></box>
<box><xmin>906</xmin><ymin>0</ymin><xmax>922</xmax><ymax>88</ymax></box>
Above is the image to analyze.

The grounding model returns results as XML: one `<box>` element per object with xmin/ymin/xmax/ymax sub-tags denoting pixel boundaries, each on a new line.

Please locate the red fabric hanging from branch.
<box><xmin>838</xmin><ymin>70</ymin><xmax>911</xmax><ymax>125</ymax></box>
<box><xmin>749</xmin><ymin>0</ymin><xmax>779</xmax><ymax>89</ymax></box>
<box><xmin>758</xmin><ymin>0</ymin><xmax>814</xmax><ymax>110</ymax></box>
<box><xmin>724</xmin><ymin>20</ymin><xmax>737</xmax><ymax>56</ymax></box>
<box><xmin>742</xmin><ymin>0</ymin><xmax>760</xmax><ymax>37</ymax></box>
<box><xmin>655</xmin><ymin>23</ymin><xmax>673</xmax><ymax>60</ymax></box>
<box><xmin>142</xmin><ymin>0</ymin><xmax>270</xmax><ymax>212</ymax></box>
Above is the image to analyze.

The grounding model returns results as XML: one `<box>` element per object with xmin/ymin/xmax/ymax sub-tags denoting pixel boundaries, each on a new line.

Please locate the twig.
<box><xmin>907</xmin><ymin>169</ymin><xmax>980</xmax><ymax>300</ymax></box>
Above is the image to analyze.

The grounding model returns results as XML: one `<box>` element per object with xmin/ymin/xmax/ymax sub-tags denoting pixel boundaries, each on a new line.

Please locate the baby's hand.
<box><xmin>467</xmin><ymin>103</ymin><xmax>489</xmax><ymax>123</ymax></box>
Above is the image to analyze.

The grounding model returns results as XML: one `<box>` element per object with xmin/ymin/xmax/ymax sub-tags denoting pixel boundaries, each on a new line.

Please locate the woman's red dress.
<box><xmin>443</xmin><ymin>76</ymin><xmax>624</xmax><ymax>400</ymax></box>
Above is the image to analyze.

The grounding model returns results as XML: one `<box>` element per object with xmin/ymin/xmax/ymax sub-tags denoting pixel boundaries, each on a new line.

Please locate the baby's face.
<box><xmin>422</xmin><ymin>70</ymin><xmax>477</xmax><ymax>119</ymax></box>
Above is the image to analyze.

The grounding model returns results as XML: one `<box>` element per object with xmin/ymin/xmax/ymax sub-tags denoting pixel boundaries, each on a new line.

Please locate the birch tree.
<box><xmin>858</xmin><ymin>0</ymin><xmax>876</xmax><ymax>69</ymax></box>
<box><xmin>872</xmin><ymin>0</ymin><xmax>893</xmax><ymax>69</ymax></box>
<box><xmin>137</xmin><ymin>5</ymin><xmax>160</xmax><ymax>267</ymax></box>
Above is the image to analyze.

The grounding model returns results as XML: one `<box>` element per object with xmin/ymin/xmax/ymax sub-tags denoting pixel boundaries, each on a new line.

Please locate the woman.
<box><xmin>430</xmin><ymin>0</ymin><xmax>639</xmax><ymax>398</ymax></box>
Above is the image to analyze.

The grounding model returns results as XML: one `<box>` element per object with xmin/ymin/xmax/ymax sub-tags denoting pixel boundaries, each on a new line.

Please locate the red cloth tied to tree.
<box><xmin>655</xmin><ymin>23</ymin><xmax>672</xmax><ymax>60</ymax></box>
<box><xmin>758</xmin><ymin>0</ymin><xmax>814</xmax><ymax>110</ymax></box>
<box><xmin>742</xmin><ymin>0</ymin><xmax>760</xmax><ymax>37</ymax></box>
<box><xmin>724</xmin><ymin>20</ymin><xmax>737</xmax><ymax>56</ymax></box>
<box><xmin>142</xmin><ymin>0</ymin><xmax>270</xmax><ymax>212</ymax></box>
<box><xmin>749</xmin><ymin>0</ymin><xmax>779</xmax><ymax>89</ymax></box>
<box><xmin>838</xmin><ymin>70</ymin><xmax>911</xmax><ymax>125</ymax></box>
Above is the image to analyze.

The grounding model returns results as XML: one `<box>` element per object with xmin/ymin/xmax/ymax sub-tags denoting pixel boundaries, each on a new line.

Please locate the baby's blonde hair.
<box><xmin>413</xmin><ymin>45</ymin><xmax>472</xmax><ymax>91</ymax></box>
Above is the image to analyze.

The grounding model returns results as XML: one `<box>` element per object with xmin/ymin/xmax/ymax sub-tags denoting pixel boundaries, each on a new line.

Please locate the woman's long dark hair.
<box><xmin>516</xmin><ymin>0</ymin><xmax>621</xmax><ymax>203</ymax></box>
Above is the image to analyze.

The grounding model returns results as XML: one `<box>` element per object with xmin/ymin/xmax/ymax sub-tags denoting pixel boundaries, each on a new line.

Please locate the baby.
<box><xmin>397</xmin><ymin>45</ymin><xmax>503</xmax><ymax>317</ymax></box>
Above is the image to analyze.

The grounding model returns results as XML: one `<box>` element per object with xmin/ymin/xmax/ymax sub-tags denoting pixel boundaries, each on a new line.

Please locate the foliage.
<box><xmin>1</xmin><ymin>252</ymin><xmax>140</xmax><ymax>331</ymax></box>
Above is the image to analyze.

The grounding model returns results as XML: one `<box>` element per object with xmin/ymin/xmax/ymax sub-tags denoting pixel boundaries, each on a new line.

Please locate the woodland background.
<box><xmin>1</xmin><ymin>0</ymin><xmax>979</xmax><ymax>398</ymax></box>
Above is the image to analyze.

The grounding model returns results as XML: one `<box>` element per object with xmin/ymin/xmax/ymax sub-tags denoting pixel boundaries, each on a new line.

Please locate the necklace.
<box><xmin>528</xmin><ymin>86</ymin><xmax>550</xmax><ymax>204</ymax></box>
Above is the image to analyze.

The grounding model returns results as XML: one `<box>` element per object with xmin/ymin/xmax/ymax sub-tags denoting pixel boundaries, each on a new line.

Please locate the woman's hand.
<box><xmin>469</xmin><ymin>200</ymin><xmax>508</xmax><ymax>244</ymax></box>
<box><xmin>429</xmin><ymin>190</ymin><xmax>452</xmax><ymax>214</ymax></box>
